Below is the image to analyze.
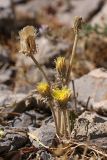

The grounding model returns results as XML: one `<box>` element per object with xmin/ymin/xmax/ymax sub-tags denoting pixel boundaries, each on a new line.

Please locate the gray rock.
<box><xmin>29</xmin><ymin>123</ymin><xmax>55</xmax><ymax>147</ymax></box>
<box><xmin>84</xmin><ymin>34</ymin><xmax>107</xmax><ymax>68</ymax></box>
<box><xmin>0</xmin><ymin>91</ymin><xmax>26</xmax><ymax>107</ymax></box>
<box><xmin>71</xmin><ymin>111</ymin><xmax>107</xmax><ymax>150</ymax></box>
<box><xmin>0</xmin><ymin>127</ymin><xmax>28</xmax><ymax>154</ymax></box>
<box><xmin>39</xmin><ymin>151</ymin><xmax>54</xmax><ymax>160</ymax></box>
<box><xmin>69</xmin><ymin>68</ymin><xmax>107</xmax><ymax>115</ymax></box>
<box><xmin>12</xmin><ymin>110</ymin><xmax>46</xmax><ymax>128</ymax></box>
<box><xmin>0</xmin><ymin>91</ymin><xmax>27</xmax><ymax>119</ymax></box>
<box><xmin>57</xmin><ymin>0</ymin><xmax>104</xmax><ymax>25</ymax></box>
<box><xmin>0</xmin><ymin>46</ymin><xmax>11</xmax><ymax>65</ymax></box>
<box><xmin>36</xmin><ymin>37</ymin><xmax>69</xmax><ymax>65</ymax></box>
<box><xmin>0</xmin><ymin>68</ymin><xmax>15</xmax><ymax>85</ymax></box>
<box><xmin>0</xmin><ymin>0</ymin><xmax>13</xmax><ymax>19</ymax></box>
<box><xmin>15</xmin><ymin>0</ymin><xmax>104</xmax><ymax>26</ymax></box>
<box><xmin>91</xmin><ymin>2</ymin><xmax>107</xmax><ymax>26</ymax></box>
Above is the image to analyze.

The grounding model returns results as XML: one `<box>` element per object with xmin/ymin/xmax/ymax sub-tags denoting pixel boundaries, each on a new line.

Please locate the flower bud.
<box><xmin>55</xmin><ymin>57</ymin><xmax>67</xmax><ymax>76</ymax></box>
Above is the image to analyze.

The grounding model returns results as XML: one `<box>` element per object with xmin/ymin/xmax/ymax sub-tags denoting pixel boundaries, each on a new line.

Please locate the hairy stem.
<box><xmin>60</xmin><ymin>109</ymin><xmax>65</xmax><ymax>136</ymax></box>
<box><xmin>62</xmin><ymin>109</ymin><xmax>68</xmax><ymax>138</ymax></box>
<box><xmin>49</xmin><ymin>101</ymin><xmax>59</xmax><ymax>136</ymax></box>
<box><xmin>57</xmin><ymin>107</ymin><xmax>61</xmax><ymax>137</ymax></box>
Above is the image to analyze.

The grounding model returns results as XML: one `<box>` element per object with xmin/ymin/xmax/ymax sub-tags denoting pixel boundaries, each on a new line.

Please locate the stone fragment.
<box><xmin>0</xmin><ymin>127</ymin><xmax>28</xmax><ymax>154</ymax></box>
<box><xmin>29</xmin><ymin>123</ymin><xmax>55</xmax><ymax>147</ymax></box>
<box><xmin>91</xmin><ymin>3</ymin><xmax>107</xmax><ymax>26</ymax></box>
<box><xmin>72</xmin><ymin>111</ymin><xmax>107</xmax><ymax>150</ymax></box>
<box><xmin>69</xmin><ymin>68</ymin><xmax>107</xmax><ymax>115</ymax></box>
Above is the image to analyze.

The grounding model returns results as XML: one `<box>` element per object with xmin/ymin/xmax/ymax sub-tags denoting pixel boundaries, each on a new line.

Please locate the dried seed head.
<box><xmin>37</xmin><ymin>82</ymin><xmax>50</xmax><ymax>97</ymax></box>
<box><xmin>55</xmin><ymin>56</ymin><xmax>67</xmax><ymax>76</ymax></box>
<box><xmin>19</xmin><ymin>26</ymin><xmax>37</xmax><ymax>56</ymax></box>
<box><xmin>52</xmin><ymin>87</ymin><xmax>71</xmax><ymax>106</ymax></box>
<box><xmin>73</xmin><ymin>16</ymin><xmax>83</xmax><ymax>34</ymax></box>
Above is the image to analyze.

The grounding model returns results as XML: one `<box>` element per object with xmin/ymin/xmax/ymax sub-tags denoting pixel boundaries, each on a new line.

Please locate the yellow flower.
<box><xmin>19</xmin><ymin>26</ymin><xmax>37</xmax><ymax>56</ymax></box>
<box><xmin>37</xmin><ymin>82</ymin><xmax>50</xmax><ymax>96</ymax></box>
<box><xmin>52</xmin><ymin>87</ymin><xmax>71</xmax><ymax>105</ymax></box>
<box><xmin>55</xmin><ymin>57</ymin><xmax>67</xmax><ymax>76</ymax></box>
<box><xmin>0</xmin><ymin>129</ymin><xmax>4</xmax><ymax>139</ymax></box>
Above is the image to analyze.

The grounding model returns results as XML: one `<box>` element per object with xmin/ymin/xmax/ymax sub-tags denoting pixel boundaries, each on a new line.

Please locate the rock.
<box><xmin>0</xmin><ymin>0</ymin><xmax>11</xmax><ymax>8</ymax></box>
<box><xmin>0</xmin><ymin>46</ymin><xmax>12</xmax><ymax>66</ymax></box>
<box><xmin>91</xmin><ymin>2</ymin><xmax>107</xmax><ymax>26</ymax></box>
<box><xmin>0</xmin><ymin>91</ymin><xmax>26</xmax><ymax>108</ymax></box>
<box><xmin>12</xmin><ymin>110</ymin><xmax>36</xmax><ymax>128</ymax></box>
<box><xmin>0</xmin><ymin>46</ymin><xmax>16</xmax><ymax>85</ymax></box>
<box><xmin>12</xmin><ymin>110</ymin><xmax>47</xmax><ymax>128</ymax></box>
<box><xmin>35</xmin><ymin>37</ymin><xmax>70</xmax><ymax>66</ymax></box>
<box><xmin>69</xmin><ymin>68</ymin><xmax>107</xmax><ymax>115</ymax></box>
<box><xmin>57</xmin><ymin>0</ymin><xmax>104</xmax><ymax>25</ymax></box>
<box><xmin>0</xmin><ymin>127</ymin><xmax>28</xmax><ymax>154</ymax></box>
<box><xmin>15</xmin><ymin>0</ymin><xmax>104</xmax><ymax>26</ymax></box>
<box><xmin>0</xmin><ymin>67</ymin><xmax>16</xmax><ymax>85</ymax></box>
<box><xmin>29</xmin><ymin>123</ymin><xmax>55</xmax><ymax>147</ymax></box>
<box><xmin>71</xmin><ymin>111</ymin><xmax>107</xmax><ymax>150</ymax></box>
<box><xmin>0</xmin><ymin>90</ymin><xmax>27</xmax><ymax>119</ymax></box>
<box><xmin>0</xmin><ymin>0</ymin><xmax>14</xmax><ymax>34</ymax></box>
<box><xmin>37</xmin><ymin>151</ymin><xmax>54</xmax><ymax>160</ymax></box>
<box><xmin>84</xmin><ymin>34</ymin><xmax>107</xmax><ymax>68</ymax></box>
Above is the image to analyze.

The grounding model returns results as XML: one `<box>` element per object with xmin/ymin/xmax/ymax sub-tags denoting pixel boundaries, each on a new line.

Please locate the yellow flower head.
<box><xmin>55</xmin><ymin>57</ymin><xmax>67</xmax><ymax>75</ymax></box>
<box><xmin>37</xmin><ymin>82</ymin><xmax>50</xmax><ymax>96</ymax></box>
<box><xmin>19</xmin><ymin>26</ymin><xmax>37</xmax><ymax>56</ymax></box>
<box><xmin>52</xmin><ymin>87</ymin><xmax>71</xmax><ymax>105</ymax></box>
<box><xmin>0</xmin><ymin>129</ymin><xmax>4</xmax><ymax>139</ymax></box>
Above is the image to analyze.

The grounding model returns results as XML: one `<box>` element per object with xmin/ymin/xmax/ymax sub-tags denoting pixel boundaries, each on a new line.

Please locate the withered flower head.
<box><xmin>52</xmin><ymin>87</ymin><xmax>71</xmax><ymax>105</ymax></box>
<box><xmin>19</xmin><ymin>26</ymin><xmax>37</xmax><ymax>56</ymax></box>
<box><xmin>37</xmin><ymin>82</ymin><xmax>50</xmax><ymax>97</ymax></box>
<box><xmin>55</xmin><ymin>56</ymin><xmax>67</xmax><ymax>76</ymax></box>
<box><xmin>73</xmin><ymin>16</ymin><xmax>83</xmax><ymax>34</ymax></box>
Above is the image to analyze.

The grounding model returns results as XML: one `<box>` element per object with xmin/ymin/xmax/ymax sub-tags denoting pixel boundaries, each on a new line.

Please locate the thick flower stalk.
<box><xmin>36</xmin><ymin>82</ymin><xmax>59</xmax><ymax>137</ymax></box>
<box><xmin>52</xmin><ymin>87</ymin><xmax>72</xmax><ymax>138</ymax></box>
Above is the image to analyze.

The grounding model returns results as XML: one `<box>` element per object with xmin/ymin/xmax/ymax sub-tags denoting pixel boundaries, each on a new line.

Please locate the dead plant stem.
<box><xmin>66</xmin><ymin>33</ymin><xmax>78</xmax><ymax>84</ymax></box>
<box><xmin>49</xmin><ymin>101</ymin><xmax>59</xmax><ymax>136</ymax></box>
<box><xmin>60</xmin><ymin>109</ymin><xmax>65</xmax><ymax>136</ymax></box>
<box><xmin>66</xmin><ymin>110</ymin><xmax>71</xmax><ymax>137</ymax></box>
